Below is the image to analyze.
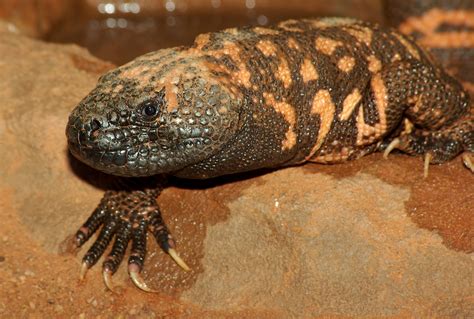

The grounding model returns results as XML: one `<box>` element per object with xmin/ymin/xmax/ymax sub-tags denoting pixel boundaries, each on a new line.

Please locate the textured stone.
<box><xmin>181</xmin><ymin>169</ymin><xmax>473</xmax><ymax>317</ymax></box>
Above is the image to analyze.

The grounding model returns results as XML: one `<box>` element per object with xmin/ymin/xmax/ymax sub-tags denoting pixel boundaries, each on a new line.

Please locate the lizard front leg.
<box><xmin>75</xmin><ymin>188</ymin><xmax>189</xmax><ymax>292</ymax></box>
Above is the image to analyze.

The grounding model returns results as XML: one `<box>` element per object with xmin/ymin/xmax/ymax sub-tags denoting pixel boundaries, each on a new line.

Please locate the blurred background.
<box><xmin>0</xmin><ymin>0</ymin><xmax>384</xmax><ymax>64</ymax></box>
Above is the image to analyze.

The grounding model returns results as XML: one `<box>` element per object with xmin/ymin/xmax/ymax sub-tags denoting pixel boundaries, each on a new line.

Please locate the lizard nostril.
<box><xmin>91</xmin><ymin>118</ymin><xmax>101</xmax><ymax>130</ymax></box>
<box><xmin>89</xmin><ymin>118</ymin><xmax>102</xmax><ymax>137</ymax></box>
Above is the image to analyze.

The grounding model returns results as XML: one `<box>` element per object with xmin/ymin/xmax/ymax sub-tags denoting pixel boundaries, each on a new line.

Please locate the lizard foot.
<box><xmin>383</xmin><ymin>138</ymin><xmax>446</xmax><ymax>177</ymax></box>
<box><xmin>382</xmin><ymin>123</ymin><xmax>473</xmax><ymax>177</ymax></box>
<box><xmin>74</xmin><ymin>189</ymin><xmax>190</xmax><ymax>292</ymax></box>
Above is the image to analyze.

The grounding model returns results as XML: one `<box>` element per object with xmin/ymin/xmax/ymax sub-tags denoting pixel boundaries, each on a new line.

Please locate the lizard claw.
<box><xmin>462</xmin><ymin>153</ymin><xmax>473</xmax><ymax>173</ymax></box>
<box><xmin>168</xmin><ymin>248</ymin><xmax>191</xmax><ymax>271</ymax></box>
<box><xmin>80</xmin><ymin>262</ymin><xmax>89</xmax><ymax>280</ymax></box>
<box><xmin>103</xmin><ymin>269</ymin><xmax>115</xmax><ymax>292</ymax></box>
<box><xmin>383</xmin><ymin>138</ymin><xmax>400</xmax><ymax>159</ymax></box>
<box><xmin>423</xmin><ymin>152</ymin><xmax>432</xmax><ymax>178</ymax></box>
<box><xmin>129</xmin><ymin>264</ymin><xmax>158</xmax><ymax>293</ymax></box>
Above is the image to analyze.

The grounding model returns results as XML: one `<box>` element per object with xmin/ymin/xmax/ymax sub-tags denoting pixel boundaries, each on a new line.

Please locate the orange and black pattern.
<box><xmin>66</xmin><ymin>16</ymin><xmax>473</xmax><ymax>291</ymax></box>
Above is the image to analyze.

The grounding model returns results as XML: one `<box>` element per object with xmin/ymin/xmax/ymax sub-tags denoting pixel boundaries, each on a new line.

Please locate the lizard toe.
<box><xmin>72</xmin><ymin>188</ymin><xmax>188</xmax><ymax>291</ymax></box>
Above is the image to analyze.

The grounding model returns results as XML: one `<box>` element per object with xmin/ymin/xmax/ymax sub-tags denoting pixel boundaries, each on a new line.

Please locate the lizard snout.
<box><xmin>77</xmin><ymin>116</ymin><xmax>107</xmax><ymax>145</ymax></box>
<box><xmin>67</xmin><ymin>114</ymin><xmax>110</xmax><ymax>148</ymax></box>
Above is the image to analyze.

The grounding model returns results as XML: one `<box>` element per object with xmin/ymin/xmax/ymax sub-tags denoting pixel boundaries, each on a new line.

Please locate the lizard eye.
<box><xmin>138</xmin><ymin>88</ymin><xmax>165</xmax><ymax>120</ymax></box>
<box><xmin>143</xmin><ymin>101</ymin><xmax>158</xmax><ymax>117</ymax></box>
<box><xmin>139</xmin><ymin>100</ymin><xmax>160</xmax><ymax>119</ymax></box>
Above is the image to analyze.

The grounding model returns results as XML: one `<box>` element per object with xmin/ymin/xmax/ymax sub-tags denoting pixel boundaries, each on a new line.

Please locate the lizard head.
<box><xmin>66</xmin><ymin>50</ymin><xmax>242</xmax><ymax>177</ymax></box>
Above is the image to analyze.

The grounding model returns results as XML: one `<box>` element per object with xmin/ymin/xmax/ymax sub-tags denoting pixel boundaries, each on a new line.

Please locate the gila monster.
<box><xmin>66</xmin><ymin>13</ymin><xmax>473</xmax><ymax>291</ymax></box>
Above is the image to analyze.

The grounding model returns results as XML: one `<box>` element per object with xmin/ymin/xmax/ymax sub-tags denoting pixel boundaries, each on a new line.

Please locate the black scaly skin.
<box><xmin>75</xmin><ymin>188</ymin><xmax>174</xmax><ymax>275</ymax></box>
<box><xmin>66</xmin><ymin>16</ymin><xmax>473</xmax><ymax>289</ymax></box>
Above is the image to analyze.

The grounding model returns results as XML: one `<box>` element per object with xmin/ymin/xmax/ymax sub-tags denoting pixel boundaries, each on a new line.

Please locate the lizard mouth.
<box><xmin>66</xmin><ymin>112</ymin><xmax>206</xmax><ymax>177</ymax></box>
<box><xmin>67</xmin><ymin>127</ymin><xmax>143</xmax><ymax>174</ymax></box>
<box><xmin>66</xmin><ymin>115</ymin><xmax>167</xmax><ymax>176</ymax></box>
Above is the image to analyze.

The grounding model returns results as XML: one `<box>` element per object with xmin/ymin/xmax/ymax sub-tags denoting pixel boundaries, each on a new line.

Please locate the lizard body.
<box><xmin>66</xmin><ymin>17</ymin><xmax>473</xmax><ymax>291</ymax></box>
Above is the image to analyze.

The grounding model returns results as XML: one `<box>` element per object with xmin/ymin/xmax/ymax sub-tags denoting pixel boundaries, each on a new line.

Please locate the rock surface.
<box><xmin>0</xmin><ymin>29</ymin><xmax>473</xmax><ymax>318</ymax></box>
<box><xmin>180</xmin><ymin>169</ymin><xmax>473</xmax><ymax>317</ymax></box>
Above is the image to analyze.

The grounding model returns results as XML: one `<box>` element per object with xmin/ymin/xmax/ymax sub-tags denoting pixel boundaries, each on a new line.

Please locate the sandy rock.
<box><xmin>180</xmin><ymin>169</ymin><xmax>473</xmax><ymax>317</ymax></box>
<box><xmin>0</xmin><ymin>31</ymin><xmax>113</xmax><ymax>252</ymax></box>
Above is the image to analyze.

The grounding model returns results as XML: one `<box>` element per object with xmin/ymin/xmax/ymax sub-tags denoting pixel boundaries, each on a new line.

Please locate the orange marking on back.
<box><xmin>224</xmin><ymin>28</ymin><xmax>239</xmax><ymax>36</ymax></box>
<box><xmin>164</xmin><ymin>83</ymin><xmax>179</xmax><ymax>112</ymax></box>
<box><xmin>345</xmin><ymin>26</ymin><xmax>373</xmax><ymax>46</ymax></box>
<box><xmin>209</xmin><ymin>41</ymin><xmax>252</xmax><ymax>88</ymax></box>
<box><xmin>398</xmin><ymin>8</ymin><xmax>474</xmax><ymax>35</ymax></box>
<box><xmin>367</xmin><ymin>55</ymin><xmax>382</xmax><ymax>73</ymax></box>
<box><xmin>287</xmin><ymin>37</ymin><xmax>300</xmax><ymax>50</ymax></box>
<box><xmin>256</xmin><ymin>40</ymin><xmax>278</xmax><ymax>57</ymax></box>
<box><xmin>392</xmin><ymin>33</ymin><xmax>420</xmax><ymax>60</ymax></box>
<box><xmin>339</xmin><ymin>88</ymin><xmax>361</xmax><ymax>120</ymax></box>
<box><xmin>256</xmin><ymin>40</ymin><xmax>292</xmax><ymax>88</ymax></box>
<box><xmin>306</xmin><ymin>17</ymin><xmax>359</xmax><ymax>28</ymax></box>
<box><xmin>263</xmin><ymin>92</ymin><xmax>297</xmax><ymax>151</ymax></box>
<box><xmin>419</xmin><ymin>32</ymin><xmax>474</xmax><ymax>48</ymax></box>
<box><xmin>278</xmin><ymin>19</ymin><xmax>304</xmax><ymax>32</ymax></box>
<box><xmin>356</xmin><ymin>74</ymin><xmax>388</xmax><ymax>145</ymax></box>
<box><xmin>306</xmin><ymin>89</ymin><xmax>336</xmax><ymax>160</ymax></box>
<box><xmin>194</xmin><ymin>33</ymin><xmax>211</xmax><ymax>50</ymax></box>
<box><xmin>277</xmin><ymin>58</ymin><xmax>292</xmax><ymax>89</ymax></box>
<box><xmin>119</xmin><ymin>65</ymin><xmax>152</xmax><ymax>84</ymax></box>
<box><xmin>337</xmin><ymin>55</ymin><xmax>356</xmax><ymax>73</ymax></box>
<box><xmin>300</xmin><ymin>58</ymin><xmax>318</xmax><ymax>83</ymax></box>
<box><xmin>315</xmin><ymin>37</ymin><xmax>343</xmax><ymax>55</ymax></box>
<box><xmin>254</xmin><ymin>27</ymin><xmax>279</xmax><ymax>35</ymax></box>
<box><xmin>112</xmin><ymin>84</ymin><xmax>124</xmax><ymax>93</ymax></box>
